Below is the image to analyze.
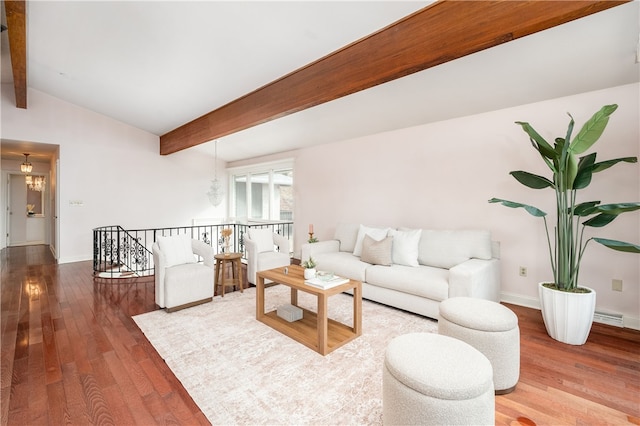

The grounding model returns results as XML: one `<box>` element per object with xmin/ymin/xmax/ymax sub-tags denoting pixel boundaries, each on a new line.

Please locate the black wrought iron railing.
<box><xmin>93</xmin><ymin>220</ymin><xmax>294</xmax><ymax>277</ymax></box>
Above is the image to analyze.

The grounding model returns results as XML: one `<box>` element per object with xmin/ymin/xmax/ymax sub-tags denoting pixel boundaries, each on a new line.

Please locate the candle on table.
<box><xmin>309</xmin><ymin>224</ymin><xmax>314</xmax><ymax>234</ymax></box>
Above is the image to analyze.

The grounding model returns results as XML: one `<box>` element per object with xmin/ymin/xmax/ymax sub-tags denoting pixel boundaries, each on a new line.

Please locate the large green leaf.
<box><xmin>592</xmin><ymin>156</ymin><xmax>638</xmax><ymax>173</ymax></box>
<box><xmin>515</xmin><ymin>121</ymin><xmax>556</xmax><ymax>160</ymax></box>
<box><xmin>488</xmin><ymin>198</ymin><xmax>547</xmax><ymax>217</ymax></box>
<box><xmin>581</xmin><ymin>203</ymin><xmax>640</xmax><ymax>226</ymax></box>
<box><xmin>593</xmin><ymin>238</ymin><xmax>640</xmax><ymax>253</ymax></box>
<box><xmin>559</xmin><ymin>114</ymin><xmax>575</xmax><ymax>173</ymax></box>
<box><xmin>573</xmin><ymin>153</ymin><xmax>597</xmax><ymax>189</ymax></box>
<box><xmin>573</xmin><ymin>200</ymin><xmax>600</xmax><ymax>216</ymax></box>
<box><xmin>565</xmin><ymin>152</ymin><xmax>579</xmax><ymax>190</ymax></box>
<box><xmin>569</xmin><ymin>104</ymin><xmax>618</xmax><ymax>154</ymax></box>
<box><xmin>510</xmin><ymin>171</ymin><xmax>554</xmax><ymax>189</ymax></box>
<box><xmin>583</xmin><ymin>213</ymin><xmax>617</xmax><ymax>227</ymax></box>
<box><xmin>594</xmin><ymin>202</ymin><xmax>640</xmax><ymax>215</ymax></box>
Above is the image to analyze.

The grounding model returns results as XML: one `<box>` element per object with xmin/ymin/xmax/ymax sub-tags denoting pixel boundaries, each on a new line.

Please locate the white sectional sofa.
<box><xmin>300</xmin><ymin>223</ymin><xmax>500</xmax><ymax>319</ymax></box>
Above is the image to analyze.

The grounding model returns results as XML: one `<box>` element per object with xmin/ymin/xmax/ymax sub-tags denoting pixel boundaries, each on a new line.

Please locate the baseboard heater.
<box><xmin>593</xmin><ymin>311</ymin><xmax>624</xmax><ymax>328</ymax></box>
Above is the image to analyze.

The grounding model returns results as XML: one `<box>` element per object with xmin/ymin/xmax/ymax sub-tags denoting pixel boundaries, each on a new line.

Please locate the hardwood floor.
<box><xmin>1</xmin><ymin>245</ymin><xmax>639</xmax><ymax>425</ymax></box>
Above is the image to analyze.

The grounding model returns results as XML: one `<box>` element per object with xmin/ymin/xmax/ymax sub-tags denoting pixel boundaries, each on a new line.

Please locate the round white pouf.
<box><xmin>438</xmin><ymin>297</ymin><xmax>520</xmax><ymax>394</ymax></box>
<box><xmin>383</xmin><ymin>333</ymin><xmax>495</xmax><ymax>426</ymax></box>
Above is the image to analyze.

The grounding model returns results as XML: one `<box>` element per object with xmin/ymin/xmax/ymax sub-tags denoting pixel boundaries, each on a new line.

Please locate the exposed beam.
<box><xmin>160</xmin><ymin>0</ymin><xmax>628</xmax><ymax>155</ymax></box>
<box><xmin>5</xmin><ymin>0</ymin><xmax>27</xmax><ymax>109</ymax></box>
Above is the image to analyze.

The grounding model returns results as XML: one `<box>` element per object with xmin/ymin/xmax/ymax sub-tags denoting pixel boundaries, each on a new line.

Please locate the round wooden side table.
<box><xmin>214</xmin><ymin>253</ymin><xmax>243</xmax><ymax>297</ymax></box>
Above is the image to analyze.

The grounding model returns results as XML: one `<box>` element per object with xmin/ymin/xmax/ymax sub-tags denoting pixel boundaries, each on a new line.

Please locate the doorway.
<box><xmin>7</xmin><ymin>173</ymin><xmax>48</xmax><ymax>246</ymax></box>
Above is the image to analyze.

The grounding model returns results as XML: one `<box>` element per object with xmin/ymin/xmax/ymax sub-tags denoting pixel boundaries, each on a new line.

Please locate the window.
<box><xmin>230</xmin><ymin>161</ymin><xmax>293</xmax><ymax>222</ymax></box>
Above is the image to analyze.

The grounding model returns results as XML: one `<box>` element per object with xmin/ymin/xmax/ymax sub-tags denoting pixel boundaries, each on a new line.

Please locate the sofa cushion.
<box><xmin>389</xmin><ymin>228</ymin><xmax>421</xmax><ymax>267</ymax></box>
<box><xmin>366</xmin><ymin>264</ymin><xmax>449</xmax><ymax>301</ymax></box>
<box><xmin>158</xmin><ymin>235</ymin><xmax>195</xmax><ymax>268</ymax></box>
<box><xmin>418</xmin><ymin>230</ymin><xmax>492</xmax><ymax>269</ymax></box>
<box><xmin>353</xmin><ymin>225</ymin><xmax>391</xmax><ymax>257</ymax></box>
<box><xmin>334</xmin><ymin>223</ymin><xmax>360</xmax><ymax>253</ymax></box>
<box><xmin>361</xmin><ymin>235</ymin><xmax>393</xmax><ymax>266</ymax></box>
<box><xmin>248</xmin><ymin>228</ymin><xmax>274</xmax><ymax>253</ymax></box>
<box><xmin>313</xmin><ymin>252</ymin><xmax>370</xmax><ymax>282</ymax></box>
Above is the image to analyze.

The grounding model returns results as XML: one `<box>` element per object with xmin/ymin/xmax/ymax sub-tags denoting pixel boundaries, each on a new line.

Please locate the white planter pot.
<box><xmin>538</xmin><ymin>282</ymin><xmax>596</xmax><ymax>345</ymax></box>
<box><xmin>304</xmin><ymin>268</ymin><xmax>316</xmax><ymax>280</ymax></box>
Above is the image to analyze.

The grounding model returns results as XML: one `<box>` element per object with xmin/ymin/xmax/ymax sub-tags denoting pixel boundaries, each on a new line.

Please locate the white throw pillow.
<box><xmin>389</xmin><ymin>228</ymin><xmax>421</xmax><ymax>267</ymax></box>
<box><xmin>248</xmin><ymin>228</ymin><xmax>274</xmax><ymax>253</ymax></box>
<box><xmin>158</xmin><ymin>235</ymin><xmax>195</xmax><ymax>268</ymax></box>
<box><xmin>353</xmin><ymin>225</ymin><xmax>390</xmax><ymax>257</ymax></box>
<box><xmin>334</xmin><ymin>223</ymin><xmax>360</xmax><ymax>253</ymax></box>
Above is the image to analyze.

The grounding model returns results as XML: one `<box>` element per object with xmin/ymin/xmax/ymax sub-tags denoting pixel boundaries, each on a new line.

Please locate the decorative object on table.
<box><xmin>221</xmin><ymin>227</ymin><xmax>232</xmax><ymax>253</ymax></box>
<box><xmin>489</xmin><ymin>104</ymin><xmax>640</xmax><ymax>345</ymax></box>
<box><xmin>301</xmin><ymin>256</ymin><xmax>317</xmax><ymax>279</ymax></box>
<box><xmin>308</xmin><ymin>223</ymin><xmax>317</xmax><ymax>243</ymax></box>
<box><xmin>207</xmin><ymin>139</ymin><xmax>224</xmax><ymax>207</ymax></box>
<box><xmin>276</xmin><ymin>304</ymin><xmax>303</xmax><ymax>322</ymax></box>
<box><xmin>27</xmin><ymin>204</ymin><xmax>35</xmax><ymax>216</ymax></box>
<box><xmin>316</xmin><ymin>270</ymin><xmax>334</xmax><ymax>281</ymax></box>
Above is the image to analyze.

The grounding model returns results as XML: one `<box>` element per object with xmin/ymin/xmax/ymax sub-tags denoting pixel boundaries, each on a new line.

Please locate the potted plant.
<box><xmin>489</xmin><ymin>104</ymin><xmax>640</xmax><ymax>345</ymax></box>
<box><xmin>302</xmin><ymin>257</ymin><xmax>317</xmax><ymax>280</ymax></box>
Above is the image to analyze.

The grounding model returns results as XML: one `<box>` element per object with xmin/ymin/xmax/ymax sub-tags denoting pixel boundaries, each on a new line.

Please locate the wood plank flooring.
<box><xmin>2</xmin><ymin>245</ymin><xmax>639</xmax><ymax>425</ymax></box>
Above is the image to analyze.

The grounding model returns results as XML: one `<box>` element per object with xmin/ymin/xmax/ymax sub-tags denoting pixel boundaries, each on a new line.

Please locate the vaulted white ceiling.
<box><xmin>1</xmin><ymin>1</ymin><xmax>638</xmax><ymax>162</ymax></box>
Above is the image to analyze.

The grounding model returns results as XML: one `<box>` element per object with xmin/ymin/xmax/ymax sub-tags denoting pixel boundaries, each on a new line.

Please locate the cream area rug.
<box><xmin>133</xmin><ymin>285</ymin><xmax>437</xmax><ymax>425</ymax></box>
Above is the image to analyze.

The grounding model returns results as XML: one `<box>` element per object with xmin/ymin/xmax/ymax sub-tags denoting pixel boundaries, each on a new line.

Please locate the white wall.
<box><xmin>2</xmin><ymin>82</ymin><xmax>638</xmax><ymax>326</ymax></box>
<box><xmin>1</xmin><ymin>85</ymin><xmax>227</xmax><ymax>263</ymax></box>
<box><xmin>291</xmin><ymin>83</ymin><xmax>639</xmax><ymax>326</ymax></box>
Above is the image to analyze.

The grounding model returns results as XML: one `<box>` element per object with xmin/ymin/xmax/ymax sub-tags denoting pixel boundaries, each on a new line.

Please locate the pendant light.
<box><xmin>207</xmin><ymin>140</ymin><xmax>224</xmax><ymax>207</ymax></box>
<box><xmin>20</xmin><ymin>153</ymin><xmax>32</xmax><ymax>173</ymax></box>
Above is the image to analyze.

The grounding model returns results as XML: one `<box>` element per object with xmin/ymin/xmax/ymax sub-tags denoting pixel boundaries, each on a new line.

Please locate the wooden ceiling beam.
<box><xmin>5</xmin><ymin>0</ymin><xmax>27</xmax><ymax>109</ymax></box>
<box><xmin>160</xmin><ymin>0</ymin><xmax>628</xmax><ymax>155</ymax></box>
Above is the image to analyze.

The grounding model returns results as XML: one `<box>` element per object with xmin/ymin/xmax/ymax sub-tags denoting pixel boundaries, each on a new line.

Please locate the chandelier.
<box><xmin>26</xmin><ymin>175</ymin><xmax>46</xmax><ymax>192</ymax></box>
<box><xmin>20</xmin><ymin>153</ymin><xmax>32</xmax><ymax>173</ymax></box>
<box><xmin>207</xmin><ymin>140</ymin><xmax>224</xmax><ymax>207</ymax></box>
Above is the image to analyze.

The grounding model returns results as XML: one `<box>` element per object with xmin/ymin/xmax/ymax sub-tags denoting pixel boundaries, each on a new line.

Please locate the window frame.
<box><xmin>227</xmin><ymin>159</ymin><xmax>294</xmax><ymax>222</ymax></box>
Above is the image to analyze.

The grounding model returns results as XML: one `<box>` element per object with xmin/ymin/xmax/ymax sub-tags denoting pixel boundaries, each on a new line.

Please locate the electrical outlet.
<box><xmin>519</xmin><ymin>266</ymin><xmax>527</xmax><ymax>277</ymax></box>
<box><xmin>612</xmin><ymin>279</ymin><xmax>623</xmax><ymax>292</ymax></box>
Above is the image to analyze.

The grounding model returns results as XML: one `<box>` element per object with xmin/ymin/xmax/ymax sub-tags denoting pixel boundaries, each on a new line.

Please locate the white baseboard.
<box><xmin>500</xmin><ymin>291</ymin><xmax>640</xmax><ymax>331</ymax></box>
<box><xmin>58</xmin><ymin>255</ymin><xmax>92</xmax><ymax>264</ymax></box>
<box><xmin>500</xmin><ymin>291</ymin><xmax>540</xmax><ymax>310</ymax></box>
<box><xmin>9</xmin><ymin>240</ymin><xmax>46</xmax><ymax>247</ymax></box>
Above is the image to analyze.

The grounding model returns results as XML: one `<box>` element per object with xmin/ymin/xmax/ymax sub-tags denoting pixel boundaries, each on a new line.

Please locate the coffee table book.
<box><xmin>305</xmin><ymin>275</ymin><xmax>349</xmax><ymax>290</ymax></box>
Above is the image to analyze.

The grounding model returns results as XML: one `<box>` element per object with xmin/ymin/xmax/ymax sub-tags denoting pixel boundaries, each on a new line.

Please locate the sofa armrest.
<box><xmin>152</xmin><ymin>242</ymin><xmax>166</xmax><ymax>307</ymax></box>
<box><xmin>449</xmin><ymin>258</ymin><xmax>501</xmax><ymax>302</ymax></box>
<box><xmin>301</xmin><ymin>240</ymin><xmax>340</xmax><ymax>261</ymax></box>
<box><xmin>245</xmin><ymin>237</ymin><xmax>259</xmax><ymax>285</ymax></box>
<box><xmin>273</xmin><ymin>233</ymin><xmax>291</xmax><ymax>255</ymax></box>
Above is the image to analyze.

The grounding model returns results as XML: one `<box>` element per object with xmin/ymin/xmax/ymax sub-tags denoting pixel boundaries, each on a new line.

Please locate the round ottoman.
<box><xmin>383</xmin><ymin>333</ymin><xmax>494</xmax><ymax>426</ymax></box>
<box><xmin>438</xmin><ymin>297</ymin><xmax>520</xmax><ymax>394</ymax></box>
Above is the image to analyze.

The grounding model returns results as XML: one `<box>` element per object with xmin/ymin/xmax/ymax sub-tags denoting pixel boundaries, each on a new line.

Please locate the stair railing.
<box><xmin>93</xmin><ymin>220</ymin><xmax>293</xmax><ymax>278</ymax></box>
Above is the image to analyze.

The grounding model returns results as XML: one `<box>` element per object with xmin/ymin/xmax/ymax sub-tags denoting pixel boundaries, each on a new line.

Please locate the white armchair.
<box><xmin>245</xmin><ymin>228</ymin><xmax>291</xmax><ymax>285</ymax></box>
<box><xmin>152</xmin><ymin>235</ymin><xmax>215</xmax><ymax>312</ymax></box>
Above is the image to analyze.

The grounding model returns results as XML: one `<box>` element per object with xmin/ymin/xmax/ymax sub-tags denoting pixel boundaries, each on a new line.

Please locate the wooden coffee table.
<box><xmin>256</xmin><ymin>265</ymin><xmax>362</xmax><ymax>355</ymax></box>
